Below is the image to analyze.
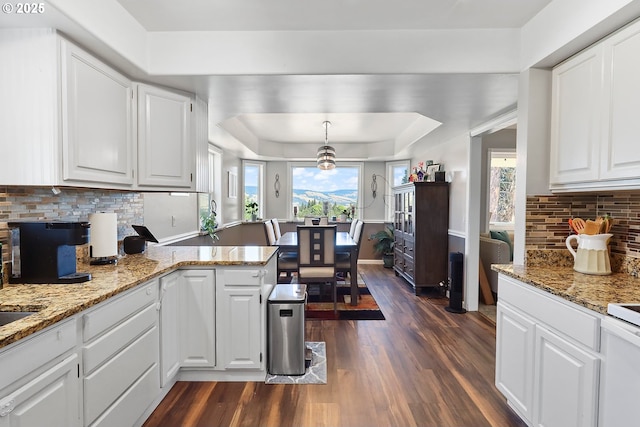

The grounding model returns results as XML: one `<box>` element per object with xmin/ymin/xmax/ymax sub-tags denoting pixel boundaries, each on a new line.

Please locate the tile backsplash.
<box><xmin>526</xmin><ymin>192</ymin><xmax>640</xmax><ymax>273</ymax></box>
<box><xmin>0</xmin><ymin>186</ymin><xmax>143</xmax><ymax>284</ymax></box>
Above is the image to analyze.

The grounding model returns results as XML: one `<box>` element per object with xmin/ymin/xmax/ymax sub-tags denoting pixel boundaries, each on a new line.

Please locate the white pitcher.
<box><xmin>565</xmin><ymin>233</ymin><xmax>613</xmax><ymax>275</ymax></box>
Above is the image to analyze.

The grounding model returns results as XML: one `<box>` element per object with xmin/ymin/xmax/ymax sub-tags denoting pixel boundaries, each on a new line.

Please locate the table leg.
<box><xmin>350</xmin><ymin>247</ymin><xmax>358</xmax><ymax>306</ymax></box>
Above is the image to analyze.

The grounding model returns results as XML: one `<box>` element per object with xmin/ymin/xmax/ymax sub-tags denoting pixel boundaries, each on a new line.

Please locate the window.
<box><xmin>243</xmin><ymin>161</ymin><xmax>264</xmax><ymax>220</ymax></box>
<box><xmin>489</xmin><ymin>150</ymin><xmax>516</xmax><ymax>227</ymax></box>
<box><xmin>198</xmin><ymin>144</ymin><xmax>223</xmax><ymax>227</ymax></box>
<box><xmin>385</xmin><ymin>160</ymin><xmax>410</xmax><ymax>220</ymax></box>
<box><xmin>289</xmin><ymin>164</ymin><xmax>361</xmax><ymax>220</ymax></box>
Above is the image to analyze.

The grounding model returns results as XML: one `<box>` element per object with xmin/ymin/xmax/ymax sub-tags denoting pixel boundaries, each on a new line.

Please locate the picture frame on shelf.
<box><xmin>426</xmin><ymin>164</ymin><xmax>441</xmax><ymax>181</ymax></box>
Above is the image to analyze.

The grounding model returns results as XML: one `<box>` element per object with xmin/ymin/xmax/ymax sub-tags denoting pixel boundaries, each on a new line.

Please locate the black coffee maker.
<box><xmin>8</xmin><ymin>221</ymin><xmax>91</xmax><ymax>284</ymax></box>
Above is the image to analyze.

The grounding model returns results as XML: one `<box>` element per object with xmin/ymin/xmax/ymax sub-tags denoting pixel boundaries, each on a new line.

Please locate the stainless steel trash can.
<box><xmin>268</xmin><ymin>284</ymin><xmax>307</xmax><ymax>375</ymax></box>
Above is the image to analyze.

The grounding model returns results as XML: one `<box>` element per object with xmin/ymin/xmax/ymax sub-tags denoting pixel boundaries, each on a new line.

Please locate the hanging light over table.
<box><xmin>317</xmin><ymin>121</ymin><xmax>336</xmax><ymax>170</ymax></box>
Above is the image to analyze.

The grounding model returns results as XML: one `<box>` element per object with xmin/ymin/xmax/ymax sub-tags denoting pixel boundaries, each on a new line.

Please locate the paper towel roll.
<box><xmin>89</xmin><ymin>213</ymin><xmax>118</xmax><ymax>258</ymax></box>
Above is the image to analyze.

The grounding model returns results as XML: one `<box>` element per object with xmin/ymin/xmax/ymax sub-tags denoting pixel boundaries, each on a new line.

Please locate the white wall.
<box><xmin>411</xmin><ymin>133</ymin><xmax>470</xmax><ymax>235</ymax></box>
<box><xmin>143</xmin><ymin>193</ymin><xmax>198</xmax><ymax>242</ymax></box>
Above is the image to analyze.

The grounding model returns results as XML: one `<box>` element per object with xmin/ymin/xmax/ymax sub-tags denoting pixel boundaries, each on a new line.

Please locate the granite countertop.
<box><xmin>493</xmin><ymin>264</ymin><xmax>640</xmax><ymax>315</ymax></box>
<box><xmin>0</xmin><ymin>245</ymin><xmax>278</xmax><ymax>349</ymax></box>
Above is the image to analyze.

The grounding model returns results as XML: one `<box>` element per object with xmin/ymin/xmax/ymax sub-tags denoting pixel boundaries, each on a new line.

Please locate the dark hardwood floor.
<box><xmin>143</xmin><ymin>264</ymin><xmax>526</xmax><ymax>427</ymax></box>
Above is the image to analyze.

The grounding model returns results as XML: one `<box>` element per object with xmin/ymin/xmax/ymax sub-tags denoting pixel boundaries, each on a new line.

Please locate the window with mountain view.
<box><xmin>290</xmin><ymin>165</ymin><xmax>360</xmax><ymax>220</ymax></box>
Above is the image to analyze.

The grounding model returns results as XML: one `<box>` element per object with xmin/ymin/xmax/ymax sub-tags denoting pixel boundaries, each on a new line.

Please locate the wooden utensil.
<box><xmin>572</xmin><ymin>218</ymin><xmax>586</xmax><ymax>234</ymax></box>
<box><xmin>584</xmin><ymin>219</ymin><xmax>601</xmax><ymax>235</ymax></box>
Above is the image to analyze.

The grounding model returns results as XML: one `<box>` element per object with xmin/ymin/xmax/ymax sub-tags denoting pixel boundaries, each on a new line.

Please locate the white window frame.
<box><xmin>243</xmin><ymin>160</ymin><xmax>265</xmax><ymax>219</ymax></box>
<box><xmin>385</xmin><ymin>160</ymin><xmax>410</xmax><ymax>221</ymax></box>
<box><xmin>287</xmin><ymin>162</ymin><xmax>364</xmax><ymax>221</ymax></box>
<box><xmin>487</xmin><ymin>149</ymin><xmax>516</xmax><ymax>230</ymax></box>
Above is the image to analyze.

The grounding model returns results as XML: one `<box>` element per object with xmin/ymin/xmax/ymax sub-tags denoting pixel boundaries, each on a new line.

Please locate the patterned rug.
<box><xmin>280</xmin><ymin>273</ymin><xmax>385</xmax><ymax>320</ymax></box>
<box><xmin>265</xmin><ymin>341</ymin><xmax>327</xmax><ymax>384</ymax></box>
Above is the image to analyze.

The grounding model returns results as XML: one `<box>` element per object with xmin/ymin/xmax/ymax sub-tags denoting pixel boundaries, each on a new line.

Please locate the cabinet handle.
<box><xmin>0</xmin><ymin>398</ymin><xmax>15</xmax><ymax>417</ymax></box>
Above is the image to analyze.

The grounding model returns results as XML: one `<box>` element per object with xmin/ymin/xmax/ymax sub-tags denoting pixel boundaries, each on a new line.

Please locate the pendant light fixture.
<box><xmin>317</xmin><ymin>121</ymin><xmax>336</xmax><ymax>170</ymax></box>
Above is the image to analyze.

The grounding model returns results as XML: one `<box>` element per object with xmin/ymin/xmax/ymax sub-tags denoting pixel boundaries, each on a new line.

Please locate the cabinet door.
<box><xmin>179</xmin><ymin>270</ymin><xmax>215</xmax><ymax>367</ymax></box>
<box><xmin>550</xmin><ymin>45</ymin><xmax>603</xmax><ymax>185</ymax></box>
<box><xmin>533</xmin><ymin>326</ymin><xmax>599</xmax><ymax>427</ymax></box>
<box><xmin>0</xmin><ymin>354</ymin><xmax>79</xmax><ymax>427</ymax></box>
<box><xmin>137</xmin><ymin>84</ymin><xmax>193</xmax><ymax>188</ymax></box>
<box><xmin>600</xmin><ymin>22</ymin><xmax>640</xmax><ymax>181</ymax></box>
<box><xmin>60</xmin><ymin>39</ymin><xmax>134</xmax><ymax>186</ymax></box>
<box><xmin>495</xmin><ymin>302</ymin><xmax>536</xmax><ymax>423</ymax></box>
<box><xmin>159</xmin><ymin>272</ymin><xmax>181</xmax><ymax>387</ymax></box>
<box><xmin>217</xmin><ymin>285</ymin><xmax>262</xmax><ymax>370</ymax></box>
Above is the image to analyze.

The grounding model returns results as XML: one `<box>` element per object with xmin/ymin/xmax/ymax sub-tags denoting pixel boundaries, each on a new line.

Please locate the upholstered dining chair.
<box><xmin>319</xmin><ymin>216</ymin><xmax>329</xmax><ymax>225</ymax></box>
<box><xmin>297</xmin><ymin>225</ymin><xmax>338</xmax><ymax>313</ymax></box>
<box><xmin>348</xmin><ymin>219</ymin><xmax>359</xmax><ymax>238</ymax></box>
<box><xmin>304</xmin><ymin>217</ymin><xmax>315</xmax><ymax>225</ymax></box>
<box><xmin>264</xmin><ymin>220</ymin><xmax>277</xmax><ymax>245</ymax></box>
<box><xmin>271</xmin><ymin>218</ymin><xmax>282</xmax><ymax>240</ymax></box>
<box><xmin>336</xmin><ymin>220</ymin><xmax>364</xmax><ymax>283</ymax></box>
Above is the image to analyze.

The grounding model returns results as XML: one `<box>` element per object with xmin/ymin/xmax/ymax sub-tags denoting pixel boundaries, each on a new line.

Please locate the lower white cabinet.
<box><xmin>496</xmin><ymin>275</ymin><xmax>601</xmax><ymax>427</ymax></box>
<box><xmin>159</xmin><ymin>271</ymin><xmax>181</xmax><ymax>387</ymax></box>
<box><xmin>179</xmin><ymin>270</ymin><xmax>216</xmax><ymax>368</ymax></box>
<box><xmin>81</xmin><ymin>279</ymin><xmax>159</xmax><ymax>427</ymax></box>
<box><xmin>0</xmin><ymin>319</ymin><xmax>79</xmax><ymax>427</ymax></box>
<box><xmin>215</xmin><ymin>266</ymin><xmax>274</xmax><ymax>371</ymax></box>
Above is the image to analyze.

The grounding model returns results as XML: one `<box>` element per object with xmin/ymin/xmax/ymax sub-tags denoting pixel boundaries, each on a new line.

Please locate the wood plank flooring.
<box><xmin>143</xmin><ymin>264</ymin><xmax>526</xmax><ymax>427</ymax></box>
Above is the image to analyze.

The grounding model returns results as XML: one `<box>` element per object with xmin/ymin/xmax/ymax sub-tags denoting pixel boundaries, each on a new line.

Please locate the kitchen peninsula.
<box><xmin>0</xmin><ymin>245</ymin><xmax>277</xmax><ymax>427</ymax></box>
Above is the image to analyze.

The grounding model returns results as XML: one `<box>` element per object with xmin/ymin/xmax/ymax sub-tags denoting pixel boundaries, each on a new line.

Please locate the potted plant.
<box><xmin>201</xmin><ymin>209</ymin><xmax>219</xmax><ymax>242</ymax></box>
<box><xmin>370</xmin><ymin>225</ymin><xmax>395</xmax><ymax>268</ymax></box>
<box><xmin>246</xmin><ymin>201</ymin><xmax>259</xmax><ymax>221</ymax></box>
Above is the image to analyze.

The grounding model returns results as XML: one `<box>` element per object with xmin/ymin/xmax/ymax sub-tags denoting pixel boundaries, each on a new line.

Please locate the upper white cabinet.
<box><xmin>137</xmin><ymin>84</ymin><xmax>194</xmax><ymax>189</ymax></box>
<box><xmin>550</xmin><ymin>19</ymin><xmax>640</xmax><ymax>192</ymax></box>
<box><xmin>60</xmin><ymin>39</ymin><xmax>134</xmax><ymax>186</ymax></box>
<box><xmin>0</xmin><ymin>29</ymin><xmax>199</xmax><ymax>191</ymax></box>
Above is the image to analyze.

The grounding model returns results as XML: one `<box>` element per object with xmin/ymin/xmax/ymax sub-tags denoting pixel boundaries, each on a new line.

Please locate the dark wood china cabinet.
<box><xmin>393</xmin><ymin>182</ymin><xmax>449</xmax><ymax>294</ymax></box>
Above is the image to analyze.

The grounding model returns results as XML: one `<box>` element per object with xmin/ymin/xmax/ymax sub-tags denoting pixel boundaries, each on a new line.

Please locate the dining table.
<box><xmin>274</xmin><ymin>231</ymin><xmax>359</xmax><ymax>306</ymax></box>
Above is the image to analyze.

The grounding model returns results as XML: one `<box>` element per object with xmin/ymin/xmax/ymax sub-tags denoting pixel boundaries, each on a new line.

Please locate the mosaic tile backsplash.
<box><xmin>526</xmin><ymin>192</ymin><xmax>640</xmax><ymax>274</ymax></box>
<box><xmin>1</xmin><ymin>186</ymin><xmax>143</xmax><ymax>284</ymax></box>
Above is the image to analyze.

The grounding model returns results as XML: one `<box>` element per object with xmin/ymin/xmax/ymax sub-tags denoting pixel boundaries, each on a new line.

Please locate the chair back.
<box><xmin>319</xmin><ymin>216</ymin><xmax>329</xmax><ymax>225</ymax></box>
<box><xmin>348</xmin><ymin>220</ymin><xmax>358</xmax><ymax>238</ymax></box>
<box><xmin>304</xmin><ymin>217</ymin><xmax>314</xmax><ymax>225</ymax></box>
<box><xmin>264</xmin><ymin>220</ymin><xmax>276</xmax><ymax>245</ymax></box>
<box><xmin>271</xmin><ymin>218</ymin><xmax>282</xmax><ymax>240</ymax></box>
<box><xmin>297</xmin><ymin>225</ymin><xmax>336</xmax><ymax>281</ymax></box>
<box><xmin>353</xmin><ymin>220</ymin><xmax>365</xmax><ymax>254</ymax></box>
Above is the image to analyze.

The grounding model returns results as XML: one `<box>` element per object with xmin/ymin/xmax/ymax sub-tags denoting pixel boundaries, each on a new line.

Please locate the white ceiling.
<box><xmin>5</xmin><ymin>0</ymin><xmax>555</xmax><ymax>160</ymax></box>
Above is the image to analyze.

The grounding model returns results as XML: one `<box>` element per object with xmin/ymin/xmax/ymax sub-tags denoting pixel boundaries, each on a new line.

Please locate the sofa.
<box><xmin>479</xmin><ymin>231</ymin><xmax>514</xmax><ymax>295</ymax></box>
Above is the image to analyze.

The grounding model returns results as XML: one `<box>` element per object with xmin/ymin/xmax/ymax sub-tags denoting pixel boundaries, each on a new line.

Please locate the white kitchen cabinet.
<box><xmin>549</xmin><ymin>45</ymin><xmax>602</xmax><ymax>187</ymax></box>
<box><xmin>179</xmin><ymin>270</ymin><xmax>215</xmax><ymax>368</ymax></box>
<box><xmin>159</xmin><ymin>272</ymin><xmax>181</xmax><ymax>387</ymax></box>
<box><xmin>216</xmin><ymin>262</ymin><xmax>275</xmax><ymax>371</ymax></box>
<box><xmin>533</xmin><ymin>325</ymin><xmax>599</xmax><ymax>427</ymax></box>
<box><xmin>550</xmin><ymin>18</ymin><xmax>640</xmax><ymax>192</ymax></box>
<box><xmin>82</xmin><ymin>279</ymin><xmax>159</xmax><ymax>427</ymax></box>
<box><xmin>495</xmin><ymin>275</ymin><xmax>601</xmax><ymax>427</ymax></box>
<box><xmin>0</xmin><ymin>319</ymin><xmax>79</xmax><ymax>427</ymax></box>
<box><xmin>60</xmin><ymin>38</ymin><xmax>134</xmax><ymax>186</ymax></box>
<box><xmin>599</xmin><ymin>21</ymin><xmax>640</xmax><ymax>182</ymax></box>
<box><xmin>137</xmin><ymin>83</ymin><xmax>194</xmax><ymax>189</ymax></box>
<box><xmin>495</xmin><ymin>301</ymin><xmax>535</xmax><ymax>422</ymax></box>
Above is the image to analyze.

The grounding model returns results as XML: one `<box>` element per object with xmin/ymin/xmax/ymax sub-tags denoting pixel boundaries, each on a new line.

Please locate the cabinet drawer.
<box><xmin>219</xmin><ymin>269</ymin><xmax>261</xmax><ymax>286</ymax></box>
<box><xmin>90</xmin><ymin>363</ymin><xmax>158</xmax><ymax>427</ymax></box>
<box><xmin>83</xmin><ymin>280</ymin><xmax>158</xmax><ymax>342</ymax></box>
<box><xmin>499</xmin><ymin>276</ymin><xmax>600</xmax><ymax>350</ymax></box>
<box><xmin>83</xmin><ymin>303</ymin><xmax>157</xmax><ymax>374</ymax></box>
<box><xmin>84</xmin><ymin>325</ymin><xmax>158</xmax><ymax>426</ymax></box>
<box><xmin>0</xmin><ymin>318</ymin><xmax>76</xmax><ymax>390</ymax></box>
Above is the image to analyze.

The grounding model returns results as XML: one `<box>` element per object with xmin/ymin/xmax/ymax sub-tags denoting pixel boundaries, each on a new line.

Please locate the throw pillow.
<box><xmin>490</xmin><ymin>230</ymin><xmax>513</xmax><ymax>262</ymax></box>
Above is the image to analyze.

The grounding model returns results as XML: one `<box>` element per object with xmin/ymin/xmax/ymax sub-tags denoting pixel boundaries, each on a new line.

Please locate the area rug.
<box><xmin>280</xmin><ymin>273</ymin><xmax>385</xmax><ymax>320</ymax></box>
<box><xmin>265</xmin><ymin>341</ymin><xmax>327</xmax><ymax>384</ymax></box>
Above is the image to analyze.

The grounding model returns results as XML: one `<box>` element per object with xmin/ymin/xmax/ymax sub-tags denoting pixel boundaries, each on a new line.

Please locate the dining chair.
<box><xmin>348</xmin><ymin>219</ymin><xmax>358</xmax><ymax>238</ymax></box>
<box><xmin>304</xmin><ymin>217</ymin><xmax>315</xmax><ymax>225</ymax></box>
<box><xmin>336</xmin><ymin>220</ymin><xmax>364</xmax><ymax>284</ymax></box>
<box><xmin>271</xmin><ymin>218</ymin><xmax>282</xmax><ymax>240</ymax></box>
<box><xmin>297</xmin><ymin>225</ymin><xmax>338</xmax><ymax>313</ymax></box>
<box><xmin>319</xmin><ymin>216</ymin><xmax>329</xmax><ymax>225</ymax></box>
<box><xmin>264</xmin><ymin>220</ymin><xmax>277</xmax><ymax>245</ymax></box>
